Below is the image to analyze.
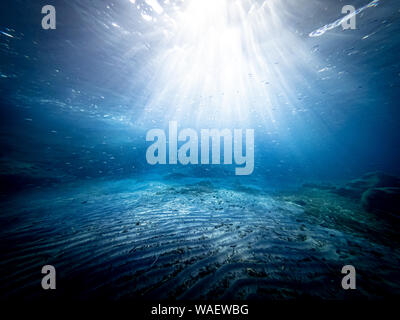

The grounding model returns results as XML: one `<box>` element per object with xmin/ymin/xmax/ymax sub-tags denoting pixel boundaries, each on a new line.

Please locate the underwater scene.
<box><xmin>0</xmin><ymin>0</ymin><xmax>400</xmax><ymax>306</ymax></box>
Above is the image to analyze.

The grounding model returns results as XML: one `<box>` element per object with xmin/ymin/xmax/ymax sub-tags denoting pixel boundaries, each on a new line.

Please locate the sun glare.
<box><xmin>135</xmin><ymin>0</ymin><xmax>319</xmax><ymax>129</ymax></box>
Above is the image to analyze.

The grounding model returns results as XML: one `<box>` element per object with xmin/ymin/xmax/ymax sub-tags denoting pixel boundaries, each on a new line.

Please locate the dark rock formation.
<box><xmin>0</xmin><ymin>159</ymin><xmax>63</xmax><ymax>194</ymax></box>
<box><xmin>361</xmin><ymin>187</ymin><xmax>400</xmax><ymax>219</ymax></box>
<box><xmin>334</xmin><ymin>171</ymin><xmax>400</xmax><ymax>199</ymax></box>
<box><xmin>0</xmin><ymin>174</ymin><xmax>60</xmax><ymax>194</ymax></box>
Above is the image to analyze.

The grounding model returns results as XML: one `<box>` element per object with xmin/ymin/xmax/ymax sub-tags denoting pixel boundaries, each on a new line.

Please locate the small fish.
<box><xmin>1</xmin><ymin>31</ymin><xmax>14</xmax><ymax>38</ymax></box>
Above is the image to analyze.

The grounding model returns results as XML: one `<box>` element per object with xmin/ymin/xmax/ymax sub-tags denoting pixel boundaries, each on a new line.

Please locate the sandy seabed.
<box><xmin>0</xmin><ymin>178</ymin><xmax>399</xmax><ymax>300</ymax></box>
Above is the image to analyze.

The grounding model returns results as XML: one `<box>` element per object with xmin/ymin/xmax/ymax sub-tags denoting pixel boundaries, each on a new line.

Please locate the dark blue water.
<box><xmin>1</xmin><ymin>0</ymin><xmax>400</xmax><ymax>301</ymax></box>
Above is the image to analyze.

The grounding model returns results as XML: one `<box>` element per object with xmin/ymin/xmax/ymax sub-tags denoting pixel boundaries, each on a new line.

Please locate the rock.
<box><xmin>334</xmin><ymin>172</ymin><xmax>400</xmax><ymax>199</ymax></box>
<box><xmin>0</xmin><ymin>174</ymin><xmax>60</xmax><ymax>194</ymax></box>
<box><xmin>0</xmin><ymin>159</ymin><xmax>63</xmax><ymax>194</ymax></box>
<box><xmin>361</xmin><ymin>187</ymin><xmax>400</xmax><ymax>219</ymax></box>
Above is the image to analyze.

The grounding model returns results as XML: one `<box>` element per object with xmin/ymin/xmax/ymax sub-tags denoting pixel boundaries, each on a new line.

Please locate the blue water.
<box><xmin>1</xmin><ymin>0</ymin><xmax>400</xmax><ymax>300</ymax></box>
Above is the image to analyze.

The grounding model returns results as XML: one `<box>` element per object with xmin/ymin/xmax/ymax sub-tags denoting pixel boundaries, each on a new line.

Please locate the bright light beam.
<box><xmin>134</xmin><ymin>0</ymin><xmax>324</xmax><ymax>129</ymax></box>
